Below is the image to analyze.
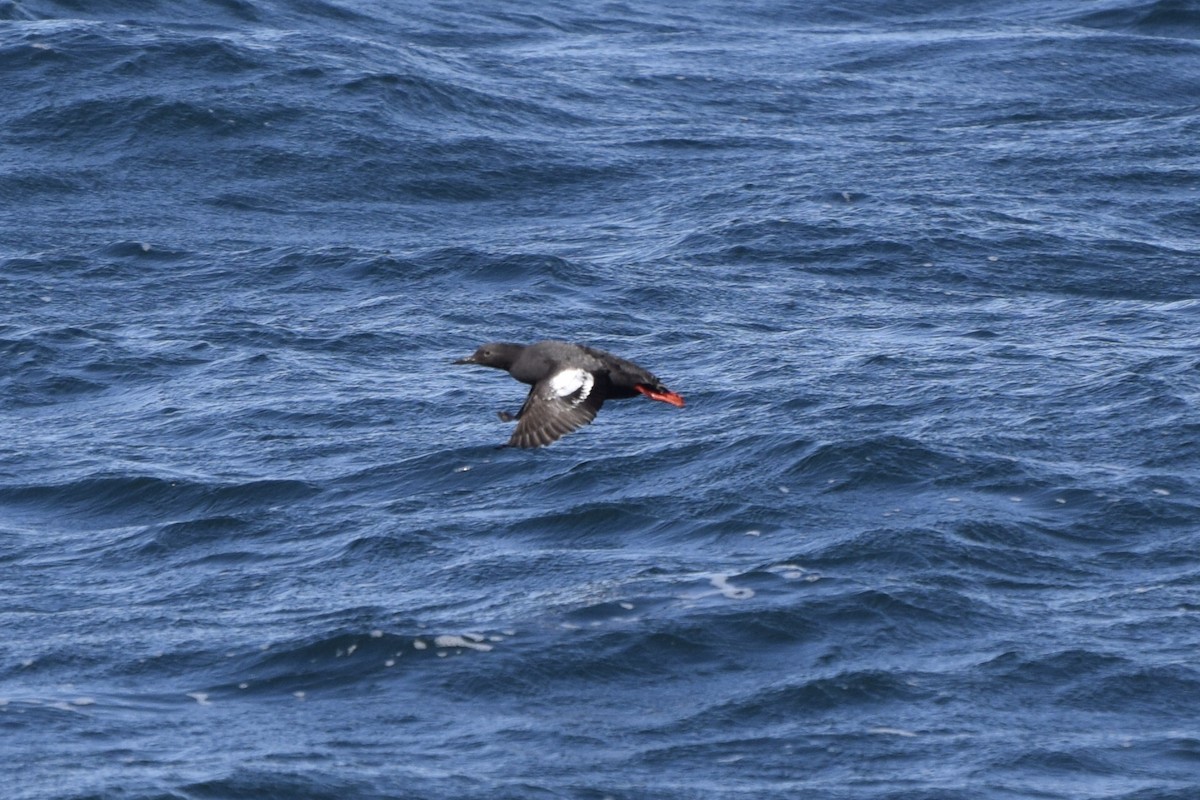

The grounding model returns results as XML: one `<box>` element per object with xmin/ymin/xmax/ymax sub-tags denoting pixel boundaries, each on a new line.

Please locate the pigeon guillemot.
<box><xmin>454</xmin><ymin>340</ymin><xmax>685</xmax><ymax>448</ymax></box>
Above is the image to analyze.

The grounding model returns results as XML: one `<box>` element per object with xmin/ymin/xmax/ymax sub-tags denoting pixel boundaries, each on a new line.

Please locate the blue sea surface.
<box><xmin>3</xmin><ymin>0</ymin><xmax>1200</xmax><ymax>798</ymax></box>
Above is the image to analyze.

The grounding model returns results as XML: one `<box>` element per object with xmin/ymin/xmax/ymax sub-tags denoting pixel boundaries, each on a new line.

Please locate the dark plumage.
<box><xmin>454</xmin><ymin>340</ymin><xmax>685</xmax><ymax>448</ymax></box>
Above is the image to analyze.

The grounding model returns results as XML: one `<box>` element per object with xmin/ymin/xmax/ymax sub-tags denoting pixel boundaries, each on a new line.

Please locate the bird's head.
<box><xmin>453</xmin><ymin>342</ymin><xmax>524</xmax><ymax>370</ymax></box>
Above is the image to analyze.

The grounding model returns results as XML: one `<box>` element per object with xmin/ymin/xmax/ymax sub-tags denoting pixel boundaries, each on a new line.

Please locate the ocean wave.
<box><xmin>0</xmin><ymin>474</ymin><xmax>319</xmax><ymax>521</ymax></box>
<box><xmin>5</xmin><ymin>1</ymin><xmax>1200</xmax><ymax>796</ymax></box>
<box><xmin>1071</xmin><ymin>0</ymin><xmax>1200</xmax><ymax>39</ymax></box>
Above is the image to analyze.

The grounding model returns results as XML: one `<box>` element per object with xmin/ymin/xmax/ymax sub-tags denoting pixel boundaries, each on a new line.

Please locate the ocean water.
<box><xmin>3</xmin><ymin>0</ymin><xmax>1200</xmax><ymax>797</ymax></box>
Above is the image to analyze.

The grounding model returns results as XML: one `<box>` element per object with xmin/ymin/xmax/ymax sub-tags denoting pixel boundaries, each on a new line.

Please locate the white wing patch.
<box><xmin>548</xmin><ymin>368</ymin><xmax>593</xmax><ymax>405</ymax></box>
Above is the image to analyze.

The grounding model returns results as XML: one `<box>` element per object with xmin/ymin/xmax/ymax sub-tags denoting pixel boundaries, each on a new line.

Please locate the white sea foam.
<box><xmin>433</xmin><ymin>634</ymin><xmax>493</xmax><ymax>652</ymax></box>
<box><xmin>869</xmin><ymin>727</ymin><xmax>917</xmax><ymax>737</ymax></box>
<box><xmin>711</xmin><ymin>574</ymin><xmax>754</xmax><ymax>600</ymax></box>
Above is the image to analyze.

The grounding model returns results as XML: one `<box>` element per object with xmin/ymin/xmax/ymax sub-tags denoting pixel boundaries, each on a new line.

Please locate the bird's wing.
<box><xmin>507</xmin><ymin>368</ymin><xmax>605</xmax><ymax>448</ymax></box>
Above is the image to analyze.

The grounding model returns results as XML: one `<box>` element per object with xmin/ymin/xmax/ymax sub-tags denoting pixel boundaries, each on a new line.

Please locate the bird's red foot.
<box><xmin>635</xmin><ymin>384</ymin><xmax>685</xmax><ymax>407</ymax></box>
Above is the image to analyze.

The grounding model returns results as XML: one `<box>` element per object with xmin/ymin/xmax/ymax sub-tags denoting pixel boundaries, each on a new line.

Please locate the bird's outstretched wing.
<box><xmin>507</xmin><ymin>368</ymin><xmax>605</xmax><ymax>448</ymax></box>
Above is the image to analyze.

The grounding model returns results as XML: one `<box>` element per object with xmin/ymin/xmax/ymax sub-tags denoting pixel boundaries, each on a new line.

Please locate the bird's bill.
<box><xmin>453</xmin><ymin>355</ymin><xmax>476</xmax><ymax>365</ymax></box>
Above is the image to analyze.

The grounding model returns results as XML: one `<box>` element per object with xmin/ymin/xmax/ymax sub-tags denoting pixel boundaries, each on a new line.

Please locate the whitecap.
<box><xmin>433</xmin><ymin>634</ymin><xmax>493</xmax><ymax>652</ymax></box>
<box><xmin>711</xmin><ymin>574</ymin><xmax>754</xmax><ymax>600</ymax></box>
<box><xmin>869</xmin><ymin>727</ymin><xmax>917</xmax><ymax>737</ymax></box>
